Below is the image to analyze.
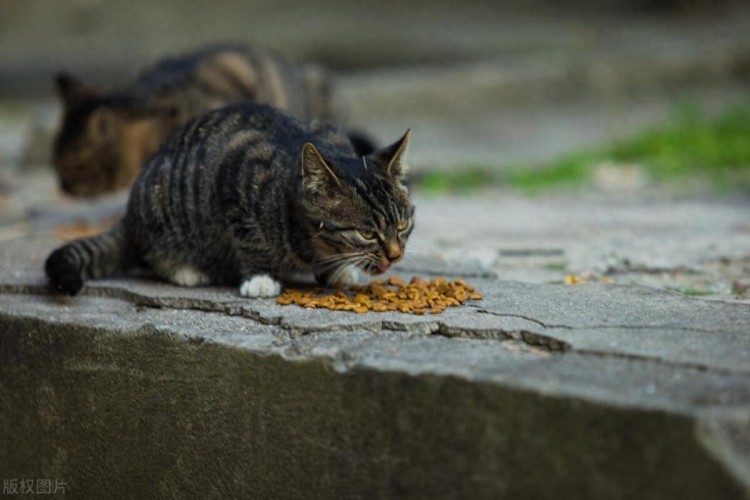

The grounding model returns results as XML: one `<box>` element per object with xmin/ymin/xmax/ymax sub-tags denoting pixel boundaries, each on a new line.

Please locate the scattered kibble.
<box><xmin>564</xmin><ymin>274</ymin><xmax>586</xmax><ymax>285</ymax></box>
<box><xmin>564</xmin><ymin>273</ymin><xmax>614</xmax><ymax>285</ymax></box>
<box><xmin>276</xmin><ymin>276</ymin><xmax>483</xmax><ymax>314</ymax></box>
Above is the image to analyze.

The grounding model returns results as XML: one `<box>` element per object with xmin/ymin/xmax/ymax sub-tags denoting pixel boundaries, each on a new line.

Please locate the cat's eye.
<box><xmin>397</xmin><ymin>220</ymin><xmax>409</xmax><ymax>231</ymax></box>
<box><xmin>358</xmin><ymin>229</ymin><xmax>377</xmax><ymax>240</ymax></box>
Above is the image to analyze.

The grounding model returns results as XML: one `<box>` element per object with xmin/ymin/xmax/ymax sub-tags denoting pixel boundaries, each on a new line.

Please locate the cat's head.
<box><xmin>301</xmin><ymin>130</ymin><xmax>415</xmax><ymax>276</ymax></box>
<box><xmin>52</xmin><ymin>73</ymin><xmax>163</xmax><ymax>197</ymax></box>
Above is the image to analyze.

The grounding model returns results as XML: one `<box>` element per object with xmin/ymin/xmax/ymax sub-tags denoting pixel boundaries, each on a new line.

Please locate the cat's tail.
<box><xmin>45</xmin><ymin>221</ymin><xmax>131</xmax><ymax>296</ymax></box>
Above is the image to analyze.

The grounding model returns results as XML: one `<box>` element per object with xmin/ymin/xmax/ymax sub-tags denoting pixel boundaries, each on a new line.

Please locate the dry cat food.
<box><xmin>276</xmin><ymin>276</ymin><xmax>483</xmax><ymax>314</ymax></box>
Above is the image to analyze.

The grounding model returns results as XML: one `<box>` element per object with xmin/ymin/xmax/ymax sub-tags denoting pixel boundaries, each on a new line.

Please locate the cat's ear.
<box><xmin>370</xmin><ymin>129</ymin><xmax>411</xmax><ymax>181</ymax></box>
<box><xmin>54</xmin><ymin>73</ymin><xmax>95</xmax><ymax>104</ymax></box>
<box><xmin>301</xmin><ymin>142</ymin><xmax>341</xmax><ymax>194</ymax></box>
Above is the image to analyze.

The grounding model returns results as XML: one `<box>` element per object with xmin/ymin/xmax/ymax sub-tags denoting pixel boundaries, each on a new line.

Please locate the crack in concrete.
<box><xmin>471</xmin><ymin>307</ymin><xmax>568</xmax><ymax>329</ymax></box>
<box><xmin>0</xmin><ymin>282</ymin><xmax>566</xmax><ymax>352</ymax></box>
<box><xmin>285</xmin><ymin>321</ymin><xmax>398</xmax><ymax>339</ymax></box>
<box><xmin>469</xmin><ymin>304</ymin><xmax>737</xmax><ymax>335</ymax></box>
<box><xmin>435</xmin><ymin>324</ymin><xmax>571</xmax><ymax>352</ymax></box>
<box><xmin>3</xmin><ymin>281</ymin><xmax>749</xmax><ymax>373</ymax></box>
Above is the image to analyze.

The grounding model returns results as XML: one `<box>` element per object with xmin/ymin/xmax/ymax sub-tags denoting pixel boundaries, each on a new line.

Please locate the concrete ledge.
<box><xmin>1</xmin><ymin>209</ymin><xmax>749</xmax><ymax>498</ymax></box>
<box><xmin>1</xmin><ymin>272</ymin><xmax>750</xmax><ymax>498</ymax></box>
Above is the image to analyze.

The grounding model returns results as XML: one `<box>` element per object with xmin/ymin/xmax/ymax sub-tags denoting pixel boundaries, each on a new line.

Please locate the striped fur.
<box><xmin>53</xmin><ymin>44</ymin><xmax>374</xmax><ymax>198</ymax></box>
<box><xmin>45</xmin><ymin>103</ymin><xmax>413</xmax><ymax>297</ymax></box>
<box><xmin>45</xmin><ymin>222</ymin><xmax>130</xmax><ymax>295</ymax></box>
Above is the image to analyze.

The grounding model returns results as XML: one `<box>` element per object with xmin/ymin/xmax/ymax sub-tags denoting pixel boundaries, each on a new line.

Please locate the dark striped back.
<box><xmin>52</xmin><ymin>44</ymin><xmax>363</xmax><ymax>198</ymax></box>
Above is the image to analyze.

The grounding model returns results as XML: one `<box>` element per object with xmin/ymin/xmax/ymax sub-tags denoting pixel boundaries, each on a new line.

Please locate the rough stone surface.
<box><xmin>1</xmin><ymin>190</ymin><xmax>750</xmax><ymax>498</ymax></box>
<box><xmin>2</xmin><ymin>4</ymin><xmax>750</xmax><ymax>493</ymax></box>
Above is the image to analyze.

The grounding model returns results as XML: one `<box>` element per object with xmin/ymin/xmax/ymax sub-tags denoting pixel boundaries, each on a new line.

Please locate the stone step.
<box><xmin>1</xmin><ymin>208</ymin><xmax>749</xmax><ymax>497</ymax></box>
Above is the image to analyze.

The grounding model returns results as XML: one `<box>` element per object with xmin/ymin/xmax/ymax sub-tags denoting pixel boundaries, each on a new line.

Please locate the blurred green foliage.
<box><xmin>669</xmin><ymin>286</ymin><xmax>715</xmax><ymax>296</ymax></box>
<box><xmin>417</xmin><ymin>103</ymin><xmax>750</xmax><ymax>194</ymax></box>
<box><xmin>509</xmin><ymin>102</ymin><xmax>750</xmax><ymax>192</ymax></box>
<box><xmin>417</xmin><ymin>167</ymin><xmax>497</xmax><ymax>194</ymax></box>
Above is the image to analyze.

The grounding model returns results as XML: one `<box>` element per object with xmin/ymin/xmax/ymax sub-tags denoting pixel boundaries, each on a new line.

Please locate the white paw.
<box><xmin>239</xmin><ymin>274</ymin><xmax>282</xmax><ymax>298</ymax></box>
<box><xmin>171</xmin><ymin>267</ymin><xmax>209</xmax><ymax>287</ymax></box>
<box><xmin>329</xmin><ymin>266</ymin><xmax>359</xmax><ymax>287</ymax></box>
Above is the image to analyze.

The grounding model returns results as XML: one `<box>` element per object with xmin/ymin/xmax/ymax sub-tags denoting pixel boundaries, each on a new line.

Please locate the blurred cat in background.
<box><xmin>53</xmin><ymin>44</ymin><xmax>375</xmax><ymax>197</ymax></box>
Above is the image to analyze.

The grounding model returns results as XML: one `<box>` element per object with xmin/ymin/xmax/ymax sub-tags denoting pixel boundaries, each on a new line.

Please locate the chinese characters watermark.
<box><xmin>3</xmin><ymin>479</ymin><xmax>66</xmax><ymax>495</ymax></box>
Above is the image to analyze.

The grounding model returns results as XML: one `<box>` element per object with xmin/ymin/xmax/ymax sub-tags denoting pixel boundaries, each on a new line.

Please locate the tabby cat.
<box><xmin>54</xmin><ymin>44</ymin><xmax>373</xmax><ymax>197</ymax></box>
<box><xmin>45</xmin><ymin>103</ymin><xmax>414</xmax><ymax>297</ymax></box>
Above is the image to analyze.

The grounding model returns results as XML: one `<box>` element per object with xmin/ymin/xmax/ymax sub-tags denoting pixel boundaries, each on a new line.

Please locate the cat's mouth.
<box><xmin>363</xmin><ymin>262</ymin><xmax>391</xmax><ymax>275</ymax></box>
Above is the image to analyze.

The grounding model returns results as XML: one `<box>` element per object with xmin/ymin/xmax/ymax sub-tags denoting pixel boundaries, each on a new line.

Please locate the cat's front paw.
<box><xmin>239</xmin><ymin>274</ymin><xmax>282</xmax><ymax>298</ymax></box>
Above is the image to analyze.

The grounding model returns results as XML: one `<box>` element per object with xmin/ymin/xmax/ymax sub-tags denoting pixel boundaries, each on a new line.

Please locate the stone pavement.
<box><xmin>3</xmin><ymin>2</ymin><xmax>750</xmax><ymax>495</ymax></box>
<box><xmin>1</xmin><ymin>176</ymin><xmax>749</xmax><ymax>498</ymax></box>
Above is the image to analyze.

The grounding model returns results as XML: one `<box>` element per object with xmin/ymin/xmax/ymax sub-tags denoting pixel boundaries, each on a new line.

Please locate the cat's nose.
<box><xmin>385</xmin><ymin>242</ymin><xmax>403</xmax><ymax>262</ymax></box>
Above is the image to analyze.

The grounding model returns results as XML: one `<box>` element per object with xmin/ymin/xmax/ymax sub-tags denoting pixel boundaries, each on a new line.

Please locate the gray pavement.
<box><xmin>2</xmin><ymin>2</ymin><xmax>750</xmax><ymax>492</ymax></box>
<box><xmin>1</xmin><ymin>173</ymin><xmax>749</xmax><ymax>496</ymax></box>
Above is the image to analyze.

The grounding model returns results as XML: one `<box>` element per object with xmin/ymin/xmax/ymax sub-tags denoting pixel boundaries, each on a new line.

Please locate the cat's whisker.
<box><xmin>345</xmin><ymin>256</ymin><xmax>371</xmax><ymax>277</ymax></box>
<box><xmin>314</xmin><ymin>252</ymin><xmax>368</xmax><ymax>271</ymax></box>
<box><xmin>316</xmin><ymin>251</ymin><xmax>365</xmax><ymax>264</ymax></box>
<box><xmin>332</xmin><ymin>267</ymin><xmax>348</xmax><ymax>285</ymax></box>
<box><xmin>318</xmin><ymin>253</ymin><xmax>368</xmax><ymax>284</ymax></box>
<box><xmin>317</xmin><ymin>261</ymin><xmax>351</xmax><ymax>276</ymax></box>
<box><xmin>316</xmin><ymin>249</ymin><xmax>366</xmax><ymax>261</ymax></box>
<box><xmin>328</xmin><ymin>261</ymin><xmax>357</xmax><ymax>286</ymax></box>
<box><xmin>315</xmin><ymin>252</ymin><xmax>361</xmax><ymax>264</ymax></box>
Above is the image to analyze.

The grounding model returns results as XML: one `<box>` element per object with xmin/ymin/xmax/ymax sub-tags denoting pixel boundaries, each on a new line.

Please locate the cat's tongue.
<box><xmin>375</xmin><ymin>263</ymin><xmax>391</xmax><ymax>274</ymax></box>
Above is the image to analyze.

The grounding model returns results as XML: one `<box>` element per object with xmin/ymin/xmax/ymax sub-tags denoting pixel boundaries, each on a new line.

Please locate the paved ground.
<box><xmin>1</xmin><ymin>168</ymin><xmax>749</xmax><ymax>496</ymax></box>
<box><xmin>2</xmin><ymin>3</ymin><xmax>750</xmax><ymax>493</ymax></box>
<box><xmin>3</xmin><ymin>171</ymin><xmax>749</xmax><ymax>300</ymax></box>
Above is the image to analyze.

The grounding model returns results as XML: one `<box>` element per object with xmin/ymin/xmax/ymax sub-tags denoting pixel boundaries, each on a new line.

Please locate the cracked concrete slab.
<box><xmin>6</xmin><ymin>234</ymin><xmax>749</xmax><ymax>374</ymax></box>
<box><xmin>1</xmin><ymin>219</ymin><xmax>750</xmax><ymax>497</ymax></box>
<box><xmin>1</xmin><ymin>166</ymin><xmax>749</xmax><ymax>498</ymax></box>
<box><xmin>3</xmin><ymin>5</ymin><xmax>750</xmax><ymax>491</ymax></box>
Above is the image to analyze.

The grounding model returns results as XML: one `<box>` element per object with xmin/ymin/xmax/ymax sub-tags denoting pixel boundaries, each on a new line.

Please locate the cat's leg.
<box><xmin>170</xmin><ymin>266</ymin><xmax>211</xmax><ymax>287</ymax></box>
<box><xmin>315</xmin><ymin>265</ymin><xmax>359</xmax><ymax>288</ymax></box>
<box><xmin>149</xmin><ymin>258</ymin><xmax>210</xmax><ymax>287</ymax></box>
<box><xmin>234</xmin><ymin>249</ymin><xmax>283</xmax><ymax>297</ymax></box>
<box><xmin>239</xmin><ymin>273</ymin><xmax>282</xmax><ymax>298</ymax></box>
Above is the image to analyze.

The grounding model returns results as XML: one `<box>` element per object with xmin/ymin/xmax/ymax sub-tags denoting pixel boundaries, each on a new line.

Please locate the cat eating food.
<box><xmin>53</xmin><ymin>44</ymin><xmax>375</xmax><ymax>197</ymax></box>
<box><xmin>45</xmin><ymin>103</ymin><xmax>413</xmax><ymax>298</ymax></box>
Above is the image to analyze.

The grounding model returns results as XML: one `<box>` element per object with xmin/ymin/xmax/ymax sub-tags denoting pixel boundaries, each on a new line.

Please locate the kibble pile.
<box><xmin>276</xmin><ymin>276</ymin><xmax>482</xmax><ymax>314</ymax></box>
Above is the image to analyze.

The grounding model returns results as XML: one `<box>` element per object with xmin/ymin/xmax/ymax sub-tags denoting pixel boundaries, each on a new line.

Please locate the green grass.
<box><xmin>543</xmin><ymin>262</ymin><xmax>568</xmax><ymax>272</ymax></box>
<box><xmin>506</xmin><ymin>152</ymin><xmax>596</xmax><ymax>192</ymax></box>
<box><xmin>416</xmin><ymin>167</ymin><xmax>497</xmax><ymax>195</ymax></box>
<box><xmin>669</xmin><ymin>286</ymin><xmax>716</xmax><ymax>297</ymax></box>
<box><xmin>509</xmin><ymin>103</ymin><xmax>750</xmax><ymax>192</ymax></box>
<box><xmin>414</xmin><ymin>102</ymin><xmax>750</xmax><ymax>194</ymax></box>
